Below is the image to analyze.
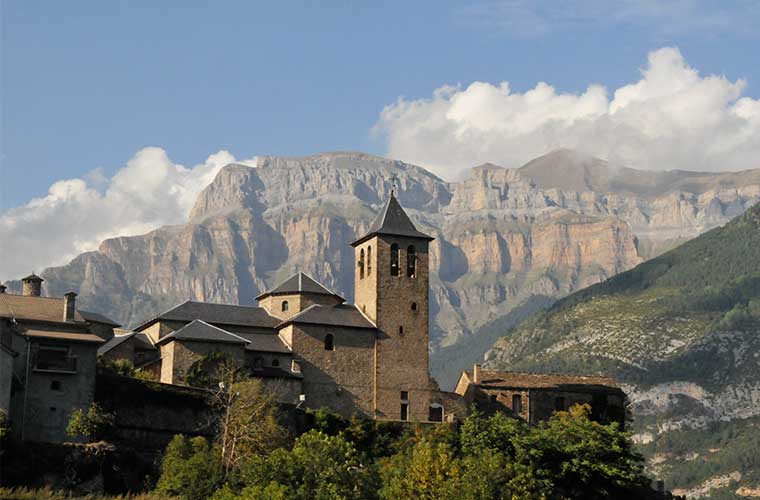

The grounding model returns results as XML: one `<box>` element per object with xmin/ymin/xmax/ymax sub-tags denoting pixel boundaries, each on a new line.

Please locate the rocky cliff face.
<box><xmin>15</xmin><ymin>150</ymin><xmax>760</xmax><ymax>386</ymax></box>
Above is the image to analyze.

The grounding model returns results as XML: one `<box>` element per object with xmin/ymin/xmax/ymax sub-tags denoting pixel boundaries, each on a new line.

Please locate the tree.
<box><xmin>157</xmin><ymin>435</ymin><xmax>223</xmax><ymax>500</ymax></box>
<box><xmin>514</xmin><ymin>404</ymin><xmax>651</xmax><ymax>499</ymax></box>
<box><xmin>241</xmin><ymin>430</ymin><xmax>377</xmax><ymax>500</ymax></box>
<box><xmin>210</xmin><ymin>365</ymin><xmax>286</xmax><ymax>476</ymax></box>
<box><xmin>66</xmin><ymin>402</ymin><xmax>115</xmax><ymax>442</ymax></box>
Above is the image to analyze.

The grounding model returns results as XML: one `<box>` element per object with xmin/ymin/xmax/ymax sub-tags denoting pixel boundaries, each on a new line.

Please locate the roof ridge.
<box><xmin>186</xmin><ymin>319</ymin><xmax>251</xmax><ymax>344</ymax></box>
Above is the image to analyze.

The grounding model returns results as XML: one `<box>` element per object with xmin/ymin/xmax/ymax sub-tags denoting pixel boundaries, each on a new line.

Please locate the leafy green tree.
<box><xmin>460</xmin><ymin>410</ymin><xmax>525</xmax><ymax>457</ymax></box>
<box><xmin>514</xmin><ymin>404</ymin><xmax>651</xmax><ymax>499</ymax></box>
<box><xmin>66</xmin><ymin>402</ymin><xmax>115</xmax><ymax>442</ymax></box>
<box><xmin>242</xmin><ymin>430</ymin><xmax>377</xmax><ymax>500</ymax></box>
<box><xmin>380</xmin><ymin>438</ymin><xmax>460</xmax><ymax>500</ymax></box>
<box><xmin>157</xmin><ymin>435</ymin><xmax>223</xmax><ymax>500</ymax></box>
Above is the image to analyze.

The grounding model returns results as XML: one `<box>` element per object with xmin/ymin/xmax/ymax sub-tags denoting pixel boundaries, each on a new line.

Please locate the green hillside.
<box><xmin>486</xmin><ymin>203</ymin><xmax>760</xmax><ymax>497</ymax></box>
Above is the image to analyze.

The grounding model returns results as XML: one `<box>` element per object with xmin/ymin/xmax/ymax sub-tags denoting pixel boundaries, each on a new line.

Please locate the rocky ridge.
<box><xmin>8</xmin><ymin>149</ymin><xmax>760</xmax><ymax>388</ymax></box>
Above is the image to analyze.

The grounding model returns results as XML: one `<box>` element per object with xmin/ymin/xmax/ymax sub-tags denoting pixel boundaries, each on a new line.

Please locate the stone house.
<box><xmin>455</xmin><ymin>365</ymin><xmax>626</xmax><ymax>426</ymax></box>
<box><xmin>0</xmin><ymin>274</ymin><xmax>118</xmax><ymax>443</ymax></box>
<box><xmin>98</xmin><ymin>329</ymin><xmax>161</xmax><ymax>377</ymax></box>
<box><xmin>111</xmin><ymin>194</ymin><xmax>462</xmax><ymax>423</ymax></box>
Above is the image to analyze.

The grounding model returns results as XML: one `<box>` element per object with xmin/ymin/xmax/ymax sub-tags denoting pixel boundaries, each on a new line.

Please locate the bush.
<box><xmin>66</xmin><ymin>403</ymin><xmax>115</xmax><ymax>442</ymax></box>
<box><xmin>156</xmin><ymin>435</ymin><xmax>223</xmax><ymax>500</ymax></box>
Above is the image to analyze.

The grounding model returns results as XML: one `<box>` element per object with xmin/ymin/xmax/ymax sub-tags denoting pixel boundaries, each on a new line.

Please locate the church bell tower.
<box><xmin>352</xmin><ymin>191</ymin><xmax>435</xmax><ymax>421</ymax></box>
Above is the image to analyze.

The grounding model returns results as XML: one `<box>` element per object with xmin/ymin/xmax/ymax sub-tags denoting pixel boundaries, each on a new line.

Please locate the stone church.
<box><xmin>104</xmin><ymin>193</ymin><xmax>464</xmax><ymax>422</ymax></box>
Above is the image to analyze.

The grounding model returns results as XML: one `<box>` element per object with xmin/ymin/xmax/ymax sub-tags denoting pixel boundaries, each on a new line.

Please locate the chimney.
<box><xmin>0</xmin><ymin>284</ymin><xmax>6</xmax><ymax>294</ymax></box>
<box><xmin>473</xmin><ymin>363</ymin><xmax>481</xmax><ymax>384</ymax></box>
<box><xmin>21</xmin><ymin>273</ymin><xmax>43</xmax><ymax>297</ymax></box>
<box><xmin>64</xmin><ymin>292</ymin><xmax>77</xmax><ymax>322</ymax></box>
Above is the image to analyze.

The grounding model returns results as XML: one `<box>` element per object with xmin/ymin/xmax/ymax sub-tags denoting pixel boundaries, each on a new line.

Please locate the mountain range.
<box><xmin>6</xmin><ymin>149</ymin><xmax>760</xmax><ymax>392</ymax></box>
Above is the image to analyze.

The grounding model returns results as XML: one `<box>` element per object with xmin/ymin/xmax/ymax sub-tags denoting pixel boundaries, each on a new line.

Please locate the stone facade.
<box><xmin>159</xmin><ymin>340</ymin><xmax>246</xmax><ymax>385</ymax></box>
<box><xmin>455</xmin><ymin>366</ymin><xmax>626</xmax><ymax>426</ymax></box>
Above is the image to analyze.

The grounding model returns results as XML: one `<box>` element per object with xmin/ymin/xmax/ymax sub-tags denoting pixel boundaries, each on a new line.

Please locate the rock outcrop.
<box><xmin>11</xmin><ymin>150</ymin><xmax>760</xmax><ymax>387</ymax></box>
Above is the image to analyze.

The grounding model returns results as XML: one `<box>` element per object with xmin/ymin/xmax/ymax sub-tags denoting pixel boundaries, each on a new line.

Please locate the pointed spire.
<box><xmin>352</xmin><ymin>195</ymin><xmax>433</xmax><ymax>247</ymax></box>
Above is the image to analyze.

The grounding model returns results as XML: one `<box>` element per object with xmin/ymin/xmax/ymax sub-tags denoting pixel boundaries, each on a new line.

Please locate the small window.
<box><xmin>272</xmin><ymin>358</ymin><xmax>280</xmax><ymax>367</ymax></box>
<box><xmin>407</xmin><ymin>245</ymin><xmax>417</xmax><ymax>277</ymax></box>
<box><xmin>555</xmin><ymin>396</ymin><xmax>565</xmax><ymax>411</ymax></box>
<box><xmin>411</xmin><ymin>302</ymin><xmax>417</xmax><ymax>311</ymax></box>
<box><xmin>282</xmin><ymin>300</ymin><xmax>289</xmax><ymax>312</ymax></box>
<box><xmin>49</xmin><ymin>407</ymin><xmax>57</xmax><ymax>412</ymax></box>
<box><xmin>512</xmin><ymin>394</ymin><xmax>523</xmax><ymax>414</ymax></box>
<box><xmin>367</xmin><ymin>246</ymin><xmax>372</xmax><ymax>275</ymax></box>
<box><xmin>324</xmin><ymin>334</ymin><xmax>335</xmax><ymax>351</ymax></box>
<box><xmin>359</xmin><ymin>249</ymin><xmax>365</xmax><ymax>279</ymax></box>
<box><xmin>400</xmin><ymin>403</ymin><xmax>408</xmax><ymax>421</ymax></box>
<box><xmin>390</xmin><ymin>243</ymin><xmax>400</xmax><ymax>276</ymax></box>
<box><xmin>400</xmin><ymin>391</ymin><xmax>409</xmax><ymax>400</ymax></box>
<box><xmin>35</xmin><ymin>345</ymin><xmax>75</xmax><ymax>372</ymax></box>
<box><xmin>398</xmin><ymin>326</ymin><xmax>404</xmax><ymax>336</ymax></box>
<box><xmin>50</xmin><ymin>380</ymin><xmax>62</xmax><ymax>391</ymax></box>
<box><xmin>429</xmin><ymin>404</ymin><xmax>443</xmax><ymax>422</ymax></box>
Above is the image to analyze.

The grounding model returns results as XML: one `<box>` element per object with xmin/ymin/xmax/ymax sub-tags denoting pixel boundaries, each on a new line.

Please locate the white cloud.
<box><xmin>0</xmin><ymin>147</ymin><xmax>255</xmax><ymax>281</ymax></box>
<box><xmin>375</xmin><ymin>47</ymin><xmax>760</xmax><ymax>180</ymax></box>
<box><xmin>456</xmin><ymin>1</ymin><xmax>760</xmax><ymax>39</ymax></box>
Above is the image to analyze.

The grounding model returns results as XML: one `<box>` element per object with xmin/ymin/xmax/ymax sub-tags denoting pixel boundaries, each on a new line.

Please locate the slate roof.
<box><xmin>352</xmin><ymin>194</ymin><xmax>433</xmax><ymax>246</ymax></box>
<box><xmin>256</xmin><ymin>272</ymin><xmax>344</xmax><ymax>301</ymax></box>
<box><xmin>467</xmin><ymin>370</ymin><xmax>621</xmax><ymax>392</ymax></box>
<box><xmin>281</xmin><ymin>304</ymin><xmax>376</xmax><ymax>330</ymax></box>
<box><xmin>0</xmin><ymin>293</ymin><xmax>87</xmax><ymax>323</ymax></box>
<box><xmin>23</xmin><ymin>327</ymin><xmax>105</xmax><ymax>344</ymax></box>
<box><xmin>98</xmin><ymin>331</ymin><xmax>157</xmax><ymax>355</ymax></box>
<box><xmin>236</xmin><ymin>332</ymin><xmax>292</xmax><ymax>353</ymax></box>
<box><xmin>155</xmin><ymin>320</ymin><xmax>250</xmax><ymax>345</ymax></box>
<box><xmin>21</xmin><ymin>273</ymin><xmax>43</xmax><ymax>282</ymax></box>
<box><xmin>80</xmin><ymin>310</ymin><xmax>121</xmax><ymax>327</ymax></box>
<box><xmin>136</xmin><ymin>300</ymin><xmax>280</xmax><ymax>331</ymax></box>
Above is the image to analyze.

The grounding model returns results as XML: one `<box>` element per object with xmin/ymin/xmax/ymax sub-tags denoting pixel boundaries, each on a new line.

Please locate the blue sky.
<box><xmin>1</xmin><ymin>1</ymin><xmax>760</xmax><ymax>278</ymax></box>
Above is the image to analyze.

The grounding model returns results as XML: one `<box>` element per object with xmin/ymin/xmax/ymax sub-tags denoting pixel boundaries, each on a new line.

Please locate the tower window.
<box><xmin>359</xmin><ymin>249</ymin><xmax>365</xmax><ymax>279</ymax></box>
<box><xmin>400</xmin><ymin>391</ymin><xmax>408</xmax><ymax>400</ymax></box>
<box><xmin>400</xmin><ymin>403</ymin><xmax>408</xmax><ymax>421</ymax></box>
<box><xmin>390</xmin><ymin>243</ymin><xmax>399</xmax><ymax>276</ymax></box>
<box><xmin>398</xmin><ymin>326</ymin><xmax>404</xmax><ymax>336</ymax></box>
<box><xmin>282</xmin><ymin>300</ymin><xmax>289</xmax><ymax>312</ymax></box>
<box><xmin>411</xmin><ymin>302</ymin><xmax>417</xmax><ymax>311</ymax></box>
<box><xmin>324</xmin><ymin>334</ymin><xmax>335</xmax><ymax>351</ymax></box>
<box><xmin>512</xmin><ymin>394</ymin><xmax>523</xmax><ymax>414</ymax></box>
<box><xmin>367</xmin><ymin>246</ymin><xmax>372</xmax><ymax>275</ymax></box>
<box><xmin>407</xmin><ymin>245</ymin><xmax>417</xmax><ymax>277</ymax></box>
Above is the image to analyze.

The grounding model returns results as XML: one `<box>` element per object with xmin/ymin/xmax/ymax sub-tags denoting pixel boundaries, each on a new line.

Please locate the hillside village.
<box><xmin>0</xmin><ymin>193</ymin><xmax>626</xmax><ymax>449</ymax></box>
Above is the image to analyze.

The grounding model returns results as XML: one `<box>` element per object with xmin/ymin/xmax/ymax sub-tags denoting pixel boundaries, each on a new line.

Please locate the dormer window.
<box><xmin>390</xmin><ymin>243</ymin><xmax>399</xmax><ymax>276</ymax></box>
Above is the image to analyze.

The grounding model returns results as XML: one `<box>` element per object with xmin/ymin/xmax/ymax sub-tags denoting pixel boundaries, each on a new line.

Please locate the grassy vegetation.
<box><xmin>0</xmin><ymin>488</ymin><xmax>176</xmax><ymax>500</ymax></box>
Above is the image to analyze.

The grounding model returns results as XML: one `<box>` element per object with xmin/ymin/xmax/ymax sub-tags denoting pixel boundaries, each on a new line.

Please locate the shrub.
<box><xmin>66</xmin><ymin>403</ymin><xmax>115</xmax><ymax>442</ymax></box>
<box><xmin>156</xmin><ymin>435</ymin><xmax>223</xmax><ymax>500</ymax></box>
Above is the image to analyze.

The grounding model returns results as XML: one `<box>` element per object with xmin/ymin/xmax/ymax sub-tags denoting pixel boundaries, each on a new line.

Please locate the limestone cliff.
<box><xmin>16</xmin><ymin>150</ymin><xmax>760</xmax><ymax>388</ymax></box>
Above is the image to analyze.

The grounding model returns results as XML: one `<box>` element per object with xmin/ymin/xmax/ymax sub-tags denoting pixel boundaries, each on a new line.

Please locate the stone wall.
<box><xmin>292</xmin><ymin>324</ymin><xmax>375</xmax><ymax>417</ymax></box>
<box><xmin>10</xmin><ymin>334</ymin><xmax>98</xmax><ymax>443</ymax></box>
<box><xmin>259</xmin><ymin>293</ymin><xmax>343</xmax><ymax>320</ymax></box>
<box><xmin>163</xmin><ymin>340</ymin><xmax>245</xmax><ymax>385</ymax></box>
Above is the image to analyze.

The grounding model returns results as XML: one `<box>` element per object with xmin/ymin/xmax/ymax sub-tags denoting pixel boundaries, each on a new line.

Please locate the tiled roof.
<box><xmin>256</xmin><ymin>272</ymin><xmax>344</xmax><ymax>301</ymax></box>
<box><xmin>236</xmin><ymin>332</ymin><xmax>292</xmax><ymax>353</ymax></box>
<box><xmin>352</xmin><ymin>195</ymin><xmax>433</xmax><ymax>246</ymax></box>
<box><xmin>23</xmin><ymin>328</ymin><xmax>105</xmax><ymax>344</ymax></box>
<box><xmin>156</xmin><ymin>320</ymin><xmax>249</xmax><ymax>345</ymax></box>
<box><xmin>0</xmin><ymin>293</ymin><xmax>86</xmax><ymax>323</ymax></box>
<box><xmin>80</xmin><ymin>310</ymin><xmax>121</xmax><ymax>327</ymax></box>
<box><xmin>282</xmin><ymin>304</ymin><xmax>376</xmax><ymax>330</ymax></box>
<box><xmin>136</xmin><ymin>300</ymin><xmax>279</xmax><ymax>331</ymax></box>
<box><xmin>469</xmin><ymin>370</ymin><xmax>621</xmax><ymax>391</ymax></box>
<box><xmin>98</xmin><ymin>331</ymin><xmax>156</xmax><ymax>355</ymax></box>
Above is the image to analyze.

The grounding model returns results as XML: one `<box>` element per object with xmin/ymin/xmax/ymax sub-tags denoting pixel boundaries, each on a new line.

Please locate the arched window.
<box><xmin>359</xmin><ymin>249</ymin><xmax>365</xmax><ymax>279</ymax></box>
<box><xmin>282</xmin><ymin>300</ymin><xmax>289</xmax><ymax>312</ymax></box>
<box><xmin>398</xmin><ymin>325</ymin><xmax>404</xmax><ymax>336</ymax></box>
<box><xmin>324</xmin><ymin>334</ymin><xmax>335</xmax><ymax>351</ymax></box>
<box><xmin>411</xmin><ymin>302</ymin><xmax>417</xmax><ymax>311</ymax></box>
<box><xmin>390</xmin><ymin>243</ymin><xmax>399</xmax><ymax>276</ymax></box>
<box><xmin>367</xmin><ymin>246</ymin><xmax>372</xmax><ymax>275</ymax></box>
<box><xmin>407</xmin><ymin>245</ymin><xmax>417</xmax><ymax>277</ymax></box>
<box><xmin>272</xmin><ymin>358</ymin><xmax>280</xmax><ymax>367</ymax></box>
